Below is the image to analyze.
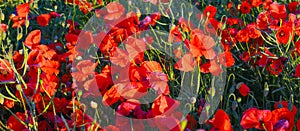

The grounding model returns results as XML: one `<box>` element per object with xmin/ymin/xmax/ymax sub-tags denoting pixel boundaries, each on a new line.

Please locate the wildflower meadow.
<box><xmin>0</xmin><ymin>0</ymin><xmax>300</xmax><ymax>130</ymax></box>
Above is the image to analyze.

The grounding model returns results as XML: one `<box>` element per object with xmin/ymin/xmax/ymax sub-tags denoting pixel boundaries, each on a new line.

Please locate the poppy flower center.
<box><xmin>0</xmin><ymin>69</ymin><xmax>8</xmax><ymax>77</ymax></box>
<box><xmin>279</xmin><ymin>30</ymin><xmax>285</xmax><ymax>37</ymax></box>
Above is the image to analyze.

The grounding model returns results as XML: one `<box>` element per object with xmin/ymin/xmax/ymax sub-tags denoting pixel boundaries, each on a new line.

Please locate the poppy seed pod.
<box><xmin>190</xmin><ymin>97</ymin><xmax>196</xmax><ymax>104</ymax></box>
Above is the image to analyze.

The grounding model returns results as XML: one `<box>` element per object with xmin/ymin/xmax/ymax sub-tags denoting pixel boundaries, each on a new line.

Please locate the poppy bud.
<box><xmin>232</xmin><ymin>101</ymin><xmax>238</xmax><ymax>110</ymax></box>
<box><xmin>49</xmin><ymin>12</ymin><xmax>60</xmax><ymax>18</ymax></box>
<box><xmin>36</xmin><ymin>14</ymin><xmax>51</xmax><ymax>27</ymax></box>
<box><xmin>236</xmin><ymin>82</ymin><xmax>250</xmax><ymax>97</ymax></box>
<box><xmin>237</xmin><ymin>97</ymin><xmax>242</xmax><ymax>103</ymax></box>
<box><xmin>229</xmin><ymin>85</ymin><xmax>235</xmax><ymax>93</ymax></box>
<box><xmin>264</xmin><ymin>83</ymin><xmax>269</xmax><ymax>97</ymax></box>
<box><xmin>90</xmin><ymin>101</ymin><xmax>98</xmax><ymax>109</ymax></box>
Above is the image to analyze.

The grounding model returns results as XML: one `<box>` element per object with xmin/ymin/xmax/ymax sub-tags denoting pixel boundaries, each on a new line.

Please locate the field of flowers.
<box><xmin>0</xmin><ymin>0</ymin><xmax>300</xmax><ymax>130</ymax></box>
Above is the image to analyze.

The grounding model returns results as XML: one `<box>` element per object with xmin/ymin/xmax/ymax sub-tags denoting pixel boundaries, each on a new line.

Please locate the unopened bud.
<box><xmin>232</xmin><ymin>101</ymin><xmax>238</xmax><ymax>111</ymax></box>
<box><xmin>90</xmin><ymin>101</ymin><xmax>98</xmax><ymax>109</ymax></box>
<box><xmin>264</xmin><ymin>85</ymin><xmax>269</xmax><ymax>97</ymax></box>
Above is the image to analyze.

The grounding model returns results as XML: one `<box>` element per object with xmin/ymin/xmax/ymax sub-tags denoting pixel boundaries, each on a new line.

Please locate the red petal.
<box><xmin>25</xmin><ymin>30</ymin><xmax>41</xmax><ymax>49</ymax></box>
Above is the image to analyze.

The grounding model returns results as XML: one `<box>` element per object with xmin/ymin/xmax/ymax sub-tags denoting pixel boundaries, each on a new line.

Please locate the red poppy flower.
<box><xmin>71</xmin><ymin>60</ymin><xmax>98</xmax><ymax>82</ymax></box>
<box><xmin>16</xmin><ymin>3</ymin><xmax>30</xmax><ymax>18</ymax></box>
<box><xmin>185</xmin><ymin>114</ymin><xmax>197</xmax><ymax>130</ymax></box>
<box><xmin>295</xmin><ymin>19</ymin><xmax>300</xmax><ymax>36</ymax></box>
<box><xmin>115</xmin><ymin>82</ymin><xmax>148</xmax><ymax>99</ymax></box>
<box><xmin>240</xmin><ymin>1</ymin><xmax>252</xmax><ymax>14</ymax></box>
<box><xmin>49</xmin><ymin>11</ymin><xmax>60</xmax><ymax>18</ymax></box>
<box><xmin>247</xmin><ymin>23</ymin><xmax>261</xmax><ymax>39</ymax></box>
<box><xmin>294</xmin><ymin>64</ymin><xmax>300</xmax><ymax>78</ymax></box>
<box><xmin>239</xmin><ymin>51</ymin><xmax>251</xmax><ymax>63</ymax></box>
<box><xmin>218</xmin><ymin>51</ymin><xmax>235</xmax><ymax>67</ymax></box>
<box><xmin>151</xmin><ymin>94</ymin><xmax>180</xmax><ymax>116</ymax></box>
<box><xmin>168</xmin><ymin>25</ymin><xmax>183</xmax><ymax>43</ymax></box>
<box><xmin>236</xmin><ymin>28</ymin><xmax>250</xmax><ymax>43</ymax></box>
<box><xmin>256</xmin><ymin>11</ymin><xmax>272</xmax><ymax>30</ymax></box>
<box><xmin>200</xmin><ymin>60</ymin><xmax>223</xmax><ymax>76</ymax></box>
<box><xmin>226</xmin><ymin>18</ymin><xmax>242</xmax><ymax>26</ymax></box>
<box><xmin>95</xmin><ymin>72</ymin><xmax>113</xmax><ymax>95</ymax></box>
<box><xmin>257</xmin><ymin>47</ymin><xmax>274</xmax><ymax>67</ymax></box>
<box><xmin>59</xmin><ymin>47</ymin><xmax>83</xmax><ymax>62</ymax></box>
<box><xmin>102</xmin><ymin>85</ymin><xmax>123</xmax><ymax>106</ymax></box>
<box><xmin>66</xmin><ymin>0</ymin><xmax>93</xmax><ymax>14</ymax></box>
<box><xmin>39</xmin><ymin>60</ymin><xmax>60</xmax><ymax>75</ymax></box>
<box><xmin>37</xmin><ymin>14</ymin><xmax>51</xmax><ymax>27</ymax></box>
<box><xmin>53</xmin><ymin>97</ymin><xmax>72</xmax><ymax>114</ymax></box>
<box><xmin>0</xmin><ymin>59</ymin><xmax>15</xmax><ymax>83</ymax></box>
<box><xmin>140</xmin><ymin>61</ymin><xmax>163</xmax><ymax>78</ymax></box>
<box><xmin>39</xmin><ymin>74</ymin><xmax>59</xmax><ymax>97</ymax></box>
<box><xmin>174</xmin><ymin>53</ymin><xmax>196</xmax><ymax>72</ymax></box>
<box><xmin>24</xmin><ymin>30</ymin><xmax>41</xmax><ymax>49</ymax></box>
<box><xmin>267</xmin><ymin>58</ymin><xmax>286</xmax><ymax>75</ymax></box>
<box><xmin>65</xmin><ymin>33</ymin><xmax>78</xmax><ymax>49</ymax></box>
<box><xmin>208</xmin><ymin>109</ymin><xmax>233</xmax><ymax>131</ymax></box>
<box><xmin>269</xmin><ymin>2</ymin><xmax>287</xmax><ymax>19</ymax></box>
<box><xmin>116</xmin><ymin>99</ymin><xmax>144</xmax><ymax>118</ymax></box>
<box><xmin>0</xmin><ymin>23</ymin><xmax>7</xmax><ymax>33</ymax></box>
<box><xmin>149</xmin><ymin>12</ymin><xmax>162</xmax><ymax>26</ymax></box>
<box><xmin>110</xmin><ymin>47</ymin><xmax>130</xmax><ymax>67</ymax></box>
<box><xmin>204</xmin><ymin>5</ymin><xmax>217</xmax><ymax>18</ymax></box>
<box><xmin>250</xmin><ymin>0</ymin><xmax>262</xmax><ymax>7</ymax></box>
<box><xmin>10</xmin><ymin>3</ymin><xmax>30</xmax><ymax>28</ymax></box>
<box><xmin>77</xmin><ymin>31</ymin><xmax>94</xmax><ymax>50</ymax></box>
<box><xmin>274</xmin><ymin>101</ymin><xmax>298</xmax><ymax>115</ymax></box>
<box><xmin>66</xmin><ymin>19</ymin><xmax>79</xmax><ymax>33</ymax></box>
<box><xmin>124</xmin><ymin>36</ymin><xmax>146</xmax><ymax>64</ymax></box>
<box><xmin>240</xmin><ymin>108</ymin><xmax>273</xmax><ymax>130</ymax></box>
<box><xmin>236</xmin><ymin>82</ymin><xmax>250</xmax><ymax>96</ymax></box>
<box><xmin>3</xmin><ymin>98</ymin><xmax>14</xmax><ymax>108</ymax></box>
<box><xmin>104</xmin><ymin>2</ymin><xmax>125</xmax><ymax>21</ymax></box>
<box><xmin>148</xmin><ymin>72</ymin><xmax>170</xmax><ymax>95</ymax></box>
<box><xmin>7</xmin><ymin>112</ymin><xmax>29</xmax><ymax>130</ymax></box>
<box><xmin>221</xmin><ymin>28</ymin><xmax>238</xmax><ymax>51</ymax></box>
<box><xmin>276</xmin><ymin>25</ymin><xmax>294</xmax><ymax>45</ymax></box>
<box><xmin>272</xmin><ymin>108</ymin><xmax>295</xmax><ymax>131</ymax></box>
<box><xmin>263</xmin><ymin>0</ymin><xmax>273</xmax><ymax>9</ymax></box>
<box><xmin>38</xmin><ymin>120</ymin><xmax>52</xmax><ymax>131</ymax></box>
<box><xmin>190</xmin><ymin>29</ymin><xmax>216</xmax><ymax>58</ymax></box>
<box><xmin>288</xmin><ymin>2</ymin><xmax>298</xmax><ymax>12</ymax></box>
